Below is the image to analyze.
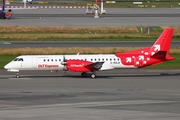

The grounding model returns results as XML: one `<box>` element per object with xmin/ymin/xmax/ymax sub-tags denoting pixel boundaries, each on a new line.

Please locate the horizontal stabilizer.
<box><xmin>152</xmin><ymin>51</ymin><xmax>175</xmax><ymax>61</ymax></box>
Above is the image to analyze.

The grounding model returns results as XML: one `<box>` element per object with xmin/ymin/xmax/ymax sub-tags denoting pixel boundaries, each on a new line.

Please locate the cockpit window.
<box><xmin>13</xmin><ymin>58</ymin><xmax>19</xmax><ymax>61</ymax></box>
<box><xmin>13</xmin><ymin>58</ymin><xmax>23</xmax><ymax>61</ymax></box>
<box><xmin>18</xmin><ymin>58</ymin><xmax>24</xmax><ymax>61</ymax></box>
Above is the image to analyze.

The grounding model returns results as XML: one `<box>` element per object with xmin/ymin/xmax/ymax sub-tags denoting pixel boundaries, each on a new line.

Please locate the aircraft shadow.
<box><xmin>9</xmin><ymin>72</ymin><xmax>180</xmax><ymax>79</ymax></box>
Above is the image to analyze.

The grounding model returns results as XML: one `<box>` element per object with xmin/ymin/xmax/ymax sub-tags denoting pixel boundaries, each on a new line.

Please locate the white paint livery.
<box><xmin>5</xmin><ymin>54</ymin><xmax>134</xmax><ymax>71</ymax></box>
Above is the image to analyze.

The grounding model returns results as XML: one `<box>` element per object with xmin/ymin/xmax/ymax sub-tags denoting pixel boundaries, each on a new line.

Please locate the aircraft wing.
<box><xmin>85</xmin><ymin>62</ymin><xmax>104</xmax><ymax>69</ymax></box>
<box><xmin>65</xmin><ymin>60</ymin><xmax>104</xmax><ymax>72</ymax></box>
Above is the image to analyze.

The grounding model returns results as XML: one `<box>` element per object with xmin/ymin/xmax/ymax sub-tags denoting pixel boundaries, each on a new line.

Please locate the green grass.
<box><xmin>0</xmin><ymin>26</ymin><xmax>180</xmax><ymax>41</ymax></box>
<box><xmin>137</xmin><ymin>26</ymin><xmax>163</xmax><ymax>34</ymax></box>
<box><xmin>0</xmin><ymin>54</ymin><xmax>179</xmax><ymax>69</ymax></box>
<box><xmin>0</xmin><ymin>56</ymin><xmax>16</xmax><ymax>69</ymax></box>
<box><xmin>148</xmin><ymin>54</ymin><xmax>180</xmax><ymax>68</ymax></box>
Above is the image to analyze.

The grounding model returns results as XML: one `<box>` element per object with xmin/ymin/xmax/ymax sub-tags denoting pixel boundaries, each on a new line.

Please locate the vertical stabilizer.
<box><xmin>150</xmin><ymin>28</ymin><xmax>175</xmax><ymax>60</ymax></box>
<box><xmin>115</xmin><ymin>28</ymin><xmax>175</xmax><ymax>68</ymax></box>
<box><xmin>150</xmin><ymin>28</ymin><xmax>173</xmax><ymax>56</ymax></box>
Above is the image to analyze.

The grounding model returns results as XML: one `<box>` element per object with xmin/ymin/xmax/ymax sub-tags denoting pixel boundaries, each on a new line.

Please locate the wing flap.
<box><xmin>85</xmin><ymin>62</ymin><xmax>104</xmax><ymax>69</ymax></box>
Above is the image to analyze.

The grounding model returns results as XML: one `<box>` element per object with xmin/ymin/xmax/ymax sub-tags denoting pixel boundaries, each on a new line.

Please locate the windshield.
<box><xmin>13</xmin><ymin>58</ymin><xmax>19</xmax><ymax>61</ymax></box>
<box><xmin>18</xmin><ymin>58</ymin><xmax>23</xmax><ymax>61</ymax></box>
<box><xmin>13</xmin><ymin>58</ymin><xmax>24</xmax><ymax>61</ymax></box>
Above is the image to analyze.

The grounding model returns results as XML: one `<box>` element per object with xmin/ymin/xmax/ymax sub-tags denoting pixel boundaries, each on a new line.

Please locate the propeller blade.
<box><xmin>61</xmin><ymin>55</ymin><xmax>68</xmax><ymax>71</ymax></box>
<box><xmin>61</xmin><ymin>55</ymin><xmax>66</xmax><ymax>65</ymax></box>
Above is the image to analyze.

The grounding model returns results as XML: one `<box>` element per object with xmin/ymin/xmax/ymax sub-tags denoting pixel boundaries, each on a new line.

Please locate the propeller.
<box><xmin>61</xmin><ymin>55</ymin><xmax>66</xmax><ymax>66</ymax></box>
<box><xmin>61</xmin><ymin>55</ymin><xmax>68</xmax><ymax>74</ymax></box>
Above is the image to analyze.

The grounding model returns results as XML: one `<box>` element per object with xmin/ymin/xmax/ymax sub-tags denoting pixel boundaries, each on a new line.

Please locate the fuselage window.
<box><xmin>59</xmin><ymin>59</ymin><xmax>61</xmax><ymax>61</ymax></box>
<box><xmin>47</xmin><ymin>59</ymin><xmax>49</xmax><ymax>62</ymax></box>
<box><xmin>51</xmin><ymin>59</ymin><xmax>53</xmax><ymax>62</ymax></box>
<box><xmin>114</xmin><ymin>58</ymin><xmax>116</xmax><ymax>61</ymax></box>
<box><xmin>55</xmin><ymin>59</ymin><xmax>57</xmax><ymax>62</ymax></box>
<box><xmin>102</xmin><ymin>58</ymin><xmax>104</xmax><ymax>61</ymax></box>
<box><xmin>44</xmin><ymin>59</ymin><xmax>46</xmax><ymax>62</ymax></box>
<box><xmin>110</xmin><ymin>58</ymin><xmax>112</xmax><ymax>61</ymax></box>
<box><xmin>91</xmin><ymin>59</ymin><xmax>93</xmax><ymax>61</ymax></box>
<box><xmin>94</xmin><ymin>59</ymin><xmax>96</xmax><ymax>61</ymax></box>
<box><xmin>98</xmin><ymin>58</ymin><xmax>100</xmax><ymax>61</ymax></box>
<box><xmin>106</xmin><ymin>58</ymin><xmax>108</xmax><ymax>61</ymax></box>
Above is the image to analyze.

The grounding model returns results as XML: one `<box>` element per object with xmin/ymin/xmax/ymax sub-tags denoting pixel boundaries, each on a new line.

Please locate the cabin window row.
<box><xmin>91</xmin><ymin>58</ymin><xmax>120</xmax><ymax>61</ymax></box>
<box><xmin>43</xmin><ymin>58</ymin><xmax>120</xmax><ymax>62</ymax></box>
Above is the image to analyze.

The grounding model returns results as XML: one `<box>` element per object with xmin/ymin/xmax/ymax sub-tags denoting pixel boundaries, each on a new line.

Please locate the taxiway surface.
<box><xmin>0</xmin><ymin>68</ymin><xmax>180</xmax><ymax>120</ymax></box>
<box><xmin>1</xmin><ymin>8</ymin><xmax>180</xmax><ymax>26</ymax></box>
<box><xmin>1</xmin><ymin>41</ymin><xmax>180</xmax><ymax>48</ymax></box>
<box><xmin>1</xmin><ymin>7</ymin><xmax>180</xmax><ymax>120</ymax></box>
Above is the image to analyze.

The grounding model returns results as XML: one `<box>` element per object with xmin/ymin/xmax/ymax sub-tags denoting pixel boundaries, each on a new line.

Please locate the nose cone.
<box><xmin>4</xmin><ymin>62</ymin><xmax>13</xmax><ymax>69</ymax></box>
<box><xmin>4</xmin><ymin>64</ymin><xmax>10</xmax><ymax>69</ymax></box>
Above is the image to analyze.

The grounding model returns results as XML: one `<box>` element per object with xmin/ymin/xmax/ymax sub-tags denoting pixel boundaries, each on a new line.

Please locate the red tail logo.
<box><xmin>150</xmin><ymin>28</ymin><xmax>174</xmax><ymax>56</ymax></box>
<box><xmin>115</xmin><ymin>28</ymin><xmax>175</xmax><ymax>68</ymax></box>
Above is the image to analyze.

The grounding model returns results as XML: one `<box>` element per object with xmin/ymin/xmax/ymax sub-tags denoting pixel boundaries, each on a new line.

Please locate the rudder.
<box><xmin>150</xmin><ymin>28</ymin><xmax>174</xmax><ymax>56</ymax></box>
<box><xmin>150</xmin><ymin>28</ymin><xmax>175</xmax><ymax>61</ymax></box>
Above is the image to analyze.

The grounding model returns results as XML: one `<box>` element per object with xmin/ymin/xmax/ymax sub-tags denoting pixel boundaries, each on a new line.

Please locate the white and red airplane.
<box><xmin>4</xmin><ymin>28</ymin><xmax>175</xmax><ymax>78</ymax></box>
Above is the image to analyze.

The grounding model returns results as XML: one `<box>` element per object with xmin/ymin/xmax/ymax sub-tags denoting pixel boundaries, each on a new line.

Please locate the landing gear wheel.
<box><xmin>16</xmin><ymin>75</ymin><xmax>20</xmax><ymax>78</ymax></box>
<box><xmin>81</xmin><ymin>72</ymin><xmax>87</xmax><ymax>77</ymax></box>
<box><xmin>91</xmin><ymin>74</ymin><xmax>96</xmax><ymax>79</ymax></box>
<box><xmin>16</xmin><ymin>73</ymin><xmax>20</xmax><ymax>78</ymax></box>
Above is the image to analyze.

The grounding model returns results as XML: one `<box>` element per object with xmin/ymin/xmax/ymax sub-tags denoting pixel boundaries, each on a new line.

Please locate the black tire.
<box><xmin>81</xmin><ymin>72</ymin><xmax>87</xmax><ymax>77</ymax></box>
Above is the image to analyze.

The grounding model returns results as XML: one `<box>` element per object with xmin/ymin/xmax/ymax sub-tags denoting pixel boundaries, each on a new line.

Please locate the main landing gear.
<box><xmin>81</xmin><ymin>72</ymin><xmax>96</xmax><ymax>79</ymax></box>
<box><xmin>16</xmin><ymin>73</ymin><xmax>20</xmax><ymax>78</ymax></box>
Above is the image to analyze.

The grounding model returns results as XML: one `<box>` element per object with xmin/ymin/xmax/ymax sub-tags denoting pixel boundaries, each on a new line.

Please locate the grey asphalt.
<box><xmin>1</xmin><ymin>8</ymin><xmax>180</xmax><ymax>26</ymax></box>
<box><xmin>13</xmin><ymin>13</ymin><xmax>180</xmax><ymax>17</ymax></box>
<box><xmin>1</xmin><ymin>41</ymin><xmax>180</xmax><ymax>48</ymax></box>
<box><xmin>0</xmin><ymin>68</ymin><xmax>180</xmax><ymax>120</ymax></box>
<box><xmin>1</xmin><ymin>7</ymin><xmax>180</xmax><ymax>120</ymax></box>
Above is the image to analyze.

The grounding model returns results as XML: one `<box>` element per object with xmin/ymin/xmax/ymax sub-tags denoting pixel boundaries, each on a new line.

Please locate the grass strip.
<box><xmin>0</xmin><ymin>56</ymin><xmax>17</xmax><ymax>69</ymax></box>
<box><xmin>1</xmin><ymin>47</ymin><xmax>180</xmax><ymax>55</ymax></box>
<box><xmin>0</xmin><ymin>26</ymin><xmax>180</xmax><ymax>41</ymax></box>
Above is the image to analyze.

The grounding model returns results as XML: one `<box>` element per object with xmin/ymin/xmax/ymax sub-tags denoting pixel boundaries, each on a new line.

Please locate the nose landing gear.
<box><xmin>16</xmin><ymin>73</ymin><xmax>20</xmax><ymax>78</ymax></box>
<box><xmin>91</xmin><ymin>74</ymin><xmax>96</xmax><ymax>79</ymax></box>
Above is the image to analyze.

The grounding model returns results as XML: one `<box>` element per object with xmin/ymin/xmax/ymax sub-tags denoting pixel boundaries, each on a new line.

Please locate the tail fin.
<box><xmin>115</xmin><ymin>28</ymin><xmax>175</xmax><ymax>67</ymax></box>
<box><xmin>150</xmin><ymin>28</ymin><xmax>175</xmax><ymax>60</ymax></box>
<box><xmin>151</xmin><ymin>28</ymin><xmax>173</xmax><ymax>54</ymax></box>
